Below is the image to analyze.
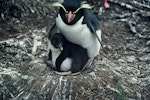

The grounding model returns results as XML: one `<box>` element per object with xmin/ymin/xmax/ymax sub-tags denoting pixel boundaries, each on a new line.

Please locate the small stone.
<box><xmin>130</xmin><ymin>77</ymin><xmax>139</xmax><ymax>84</ymax></box>
<box><xmin>126</xmin><ymin>56</ymin><xmax>137</xmax><ymax>63</ymax></box>
<box><xmin>139</xmin><ymin>55</ymin><xmax>150</xmax><ymax>62</ymax></box>
<box><xmin>146</xmin><ymin>41</ymin><xmax>150</xmax><ymax>45</ymax></box>
<box><xmin>118</xmin><ymin>59</ymin><xmax>126</xmax><ymax>63</ymax></box>
<box><xmin>140</xmin><ymin>82</ymin><xmax>147</xmax><ymax>87</ymax></box>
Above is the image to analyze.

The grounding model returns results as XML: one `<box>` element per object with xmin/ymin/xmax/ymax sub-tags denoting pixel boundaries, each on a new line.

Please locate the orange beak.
<box><xmin>66</xmin><ymin>11</ymin><xmax>75</xmax><ymax>23</ymax></box>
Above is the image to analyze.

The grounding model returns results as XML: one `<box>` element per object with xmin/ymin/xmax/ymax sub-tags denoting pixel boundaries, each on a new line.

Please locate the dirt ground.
<box><xmin>0</xmin><ymin>0</ymin><xmax>150</xmax><ymax>99</ymax></box>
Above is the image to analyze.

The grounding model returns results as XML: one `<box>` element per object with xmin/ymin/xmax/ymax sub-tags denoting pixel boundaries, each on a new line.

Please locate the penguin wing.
<box><xmin>48</xmin><ymin>23</ymin><xmax>58</xmax><ymax>40</ymax></box>
<box><xmin>83</xmin><ymin>9</ymin><xmax>106</xmax><ymax>53</ymax></box>
<box><xmin>82</xmin><ymin>9</ymin><xmax>100</xmax><ymax>34</ymax></box>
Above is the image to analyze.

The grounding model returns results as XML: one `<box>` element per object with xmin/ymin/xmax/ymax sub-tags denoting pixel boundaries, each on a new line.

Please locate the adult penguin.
<box><xmin>53</xmin><ymin>0</ymin><xmax>102</xmax><ymax>65</ymax></box>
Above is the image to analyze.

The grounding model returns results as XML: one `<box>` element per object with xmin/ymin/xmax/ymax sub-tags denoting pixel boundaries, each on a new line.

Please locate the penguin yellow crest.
<box><xmin>52</xmin><ymin>2</ymin><xmax>68</xmax><ymax>13</ymax></box>
<box><xmin>73</xmin><ymin>3</ymin><xmax>92</xmax><ymax>13</ymax></box>
<box><xmin>52</xmin><ymin>2</ymin><xmax>92</xmax><ymax>14</ymax></box>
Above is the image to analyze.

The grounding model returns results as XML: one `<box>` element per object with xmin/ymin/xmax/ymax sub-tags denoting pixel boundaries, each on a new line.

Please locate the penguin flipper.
<box><xmin>83</xmin><ymin>9</ymin><xmax>106</xmax><ymax>53</ymax></box>
<box><xmin>48</xmin><ymin>23</ymin><xmax>58</xmax><ymax>40</ymax></box>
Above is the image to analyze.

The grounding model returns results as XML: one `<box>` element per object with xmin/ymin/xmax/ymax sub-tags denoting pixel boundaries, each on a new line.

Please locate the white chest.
<box><xmin>56</xmin><ymin>15</ymin><xmax>90</xmax><ymax>46</ymax></box>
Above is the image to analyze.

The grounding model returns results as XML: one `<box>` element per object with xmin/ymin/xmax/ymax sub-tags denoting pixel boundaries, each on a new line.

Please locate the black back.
<box><xmin>82</xmin><ymin>9</ymin><xmax>100</xmax><ymax>33</ymax></box>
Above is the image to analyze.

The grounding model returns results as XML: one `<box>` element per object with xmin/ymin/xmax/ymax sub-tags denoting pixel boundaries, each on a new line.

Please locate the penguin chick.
<box><xmin>49</xmin><ymin>33</ymin><xmax>89</xmax><ymax>75</ymax></box>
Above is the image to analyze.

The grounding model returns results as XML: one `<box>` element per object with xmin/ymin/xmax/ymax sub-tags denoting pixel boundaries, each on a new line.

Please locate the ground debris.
<box><xmin>0</xmin><ymin>0</ymin><xmax>150</xmax><ymax>99</ymax></box>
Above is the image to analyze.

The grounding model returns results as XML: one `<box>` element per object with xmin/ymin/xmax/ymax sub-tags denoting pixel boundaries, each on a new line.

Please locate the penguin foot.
<box><xmin>82</xmin><ymin>58</ymin><xmax>94</xmax><ymax>71</ymax></box>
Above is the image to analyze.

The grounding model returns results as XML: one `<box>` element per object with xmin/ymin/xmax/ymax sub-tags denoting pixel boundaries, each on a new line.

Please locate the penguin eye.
<box><xmin>52</xmin><ymin>2</ymin><xmax>68</xmax><ymax>13</ymax></box>
<box><xmin>73</xmin><ymin>3</ymin><xmax>92</xmax><ymax>14</ymax></box>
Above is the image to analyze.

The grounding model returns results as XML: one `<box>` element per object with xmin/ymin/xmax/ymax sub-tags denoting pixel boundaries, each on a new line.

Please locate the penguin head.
<box><xmin>51</xmin><ymin>33</ymin><xmax>65</xmax><ymax>50</ymax></box>
<box><xmin>53</xmin><ymin>0</ymin><xmax>92</xmax><ymax>24</ymax></box>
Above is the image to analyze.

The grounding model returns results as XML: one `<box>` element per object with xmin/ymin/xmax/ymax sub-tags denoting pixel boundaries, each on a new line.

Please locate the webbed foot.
<box><xmin>82</xmin><ymin>58</ymin><xmax>94</xmax><ymax>71</ymax></box>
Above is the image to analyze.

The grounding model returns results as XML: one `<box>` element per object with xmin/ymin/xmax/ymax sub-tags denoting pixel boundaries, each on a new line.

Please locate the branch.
<box><xmin>108</xmin><ymin>0</ymin><xmax>136</xmax><ymax>10</ymax></box>
<box><xmin>132</xmin><ymin>1</ymin><xmax>150</xmax><ymax>9</ymax></box>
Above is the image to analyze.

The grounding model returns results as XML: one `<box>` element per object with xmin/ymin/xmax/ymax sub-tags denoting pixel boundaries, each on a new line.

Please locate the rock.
<box><xmin>126</xmin><ymin>56</ymin><xmax>137</xmax><ymax>63</ymax></box>
<box><xmin>139</xmin><ymin>55</ymin><xmax>150</xmax><ymax>62</ymax></box>
<box><xmin>146</xmin><ymin>41</ymin><xmax>150</xmax><ymax>45</ymax></box>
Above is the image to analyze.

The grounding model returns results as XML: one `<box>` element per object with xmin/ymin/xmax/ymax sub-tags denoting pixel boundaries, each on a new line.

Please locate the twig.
<box><xmin>110</xmin><ymin>13</ymin><xmax>131</xmax><ymax>18</ymax></box>
<box><xmin>108</xmin><ymin>0</ymin><xmax>136</xmax><ymax>10</ymax></box>
<box><xmin>128</xmin><ymin>21</ymin><xmax>137</xmax><ymax>34</ymax></box>
<box><xmin>132</xmin><ymin>1</ymin><xmax>150</xmax><ymax>9</ymax></box>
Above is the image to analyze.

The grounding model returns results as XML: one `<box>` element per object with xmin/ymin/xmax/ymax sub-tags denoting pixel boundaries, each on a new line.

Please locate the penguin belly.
<box><xmin>60</xmin><ymin>58</ymin><xmax>72</xmax><ymax>72</ymax></box>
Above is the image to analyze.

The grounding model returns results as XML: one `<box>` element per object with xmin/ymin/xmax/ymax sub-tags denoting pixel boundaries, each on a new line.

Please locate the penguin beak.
<box><xmin>66</xmin><ymin>11</ymin><xmax>75</xmax><ymax>23</ymax></box>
